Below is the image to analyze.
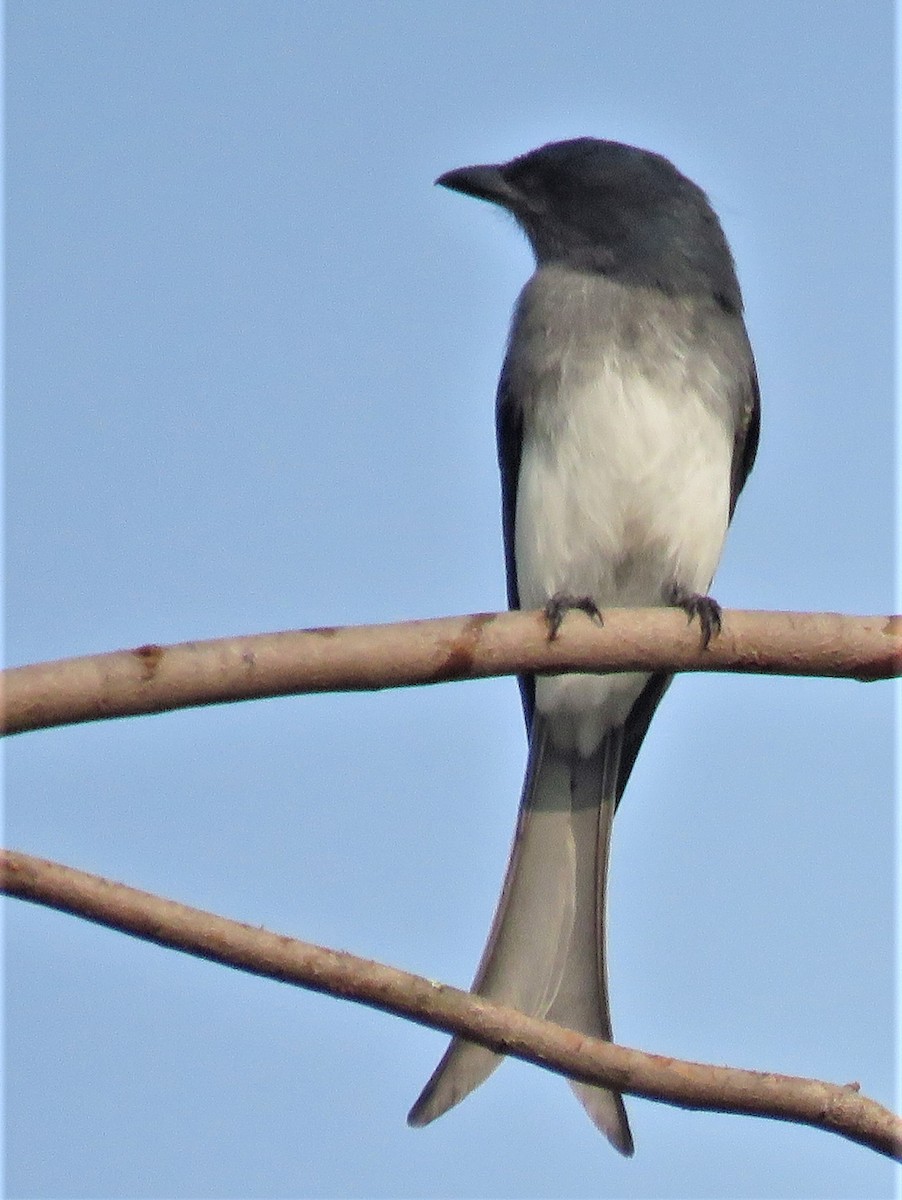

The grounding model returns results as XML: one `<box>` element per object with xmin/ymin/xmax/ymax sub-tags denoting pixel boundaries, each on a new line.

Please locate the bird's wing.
<box><xmin>729</xmin><ymin>343</ymin><xmax>760</xmax><ymax>517</ymax></box>
<box><xmin>495</xmin><ymin>360</ymin><xmax>535</xmax><ymax>726</ymax></box>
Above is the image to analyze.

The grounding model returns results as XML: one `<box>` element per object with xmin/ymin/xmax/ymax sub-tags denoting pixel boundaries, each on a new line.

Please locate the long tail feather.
<box><xmin>408</xmin><ymin>717</ymin><xmax>632</xmax><ymax>1155</ymax></box>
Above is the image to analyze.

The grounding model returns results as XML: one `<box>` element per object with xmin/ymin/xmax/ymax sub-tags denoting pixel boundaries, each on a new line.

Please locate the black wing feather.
<box><xmin>495</xmin><ymin>361</ymin><xmax>535</xmax><ymax>727</ymax></box>
<box><xmin>730</xmin><ymin>357</ymin><xmax>760</xmax><ymax>516</ymax></box>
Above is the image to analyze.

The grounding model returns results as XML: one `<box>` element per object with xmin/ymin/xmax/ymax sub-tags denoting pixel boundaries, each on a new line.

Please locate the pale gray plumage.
<box><xmin>409</xmin><ymin>138</ymin><xmax>759</xmax><ymax>1154</ymax></box>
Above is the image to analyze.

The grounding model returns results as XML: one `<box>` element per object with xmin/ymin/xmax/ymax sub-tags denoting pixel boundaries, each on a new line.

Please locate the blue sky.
<box><xmin>5</xmin><ymin>3</ymin><xmax>897</xmax><ymax>1197</ymax></box>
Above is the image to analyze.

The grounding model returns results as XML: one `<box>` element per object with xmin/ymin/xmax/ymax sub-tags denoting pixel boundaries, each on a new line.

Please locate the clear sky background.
<box><xmin>5</xmin><ymin>3</ymin><xmax>898</xmax><ymax>1198</ymax></box>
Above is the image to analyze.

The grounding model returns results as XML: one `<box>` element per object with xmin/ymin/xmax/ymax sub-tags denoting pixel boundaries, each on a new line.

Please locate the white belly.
<box><xmin>515</xmin><ymin>366</ymin><xmax>731</xmax><ymax>756</ymax></box>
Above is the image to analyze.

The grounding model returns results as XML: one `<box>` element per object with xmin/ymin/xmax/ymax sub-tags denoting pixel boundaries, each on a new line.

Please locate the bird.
<box><xmin>408</xmin><ymin>138</ymin><xmax>759</xmax><ymax>1155</ymax></box>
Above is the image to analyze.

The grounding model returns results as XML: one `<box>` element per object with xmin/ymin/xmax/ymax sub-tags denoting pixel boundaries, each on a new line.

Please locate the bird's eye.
<box><xmin>511</xmin><ymin>167</ymin><xmax>544</xmax><ymax>195</ymax></box>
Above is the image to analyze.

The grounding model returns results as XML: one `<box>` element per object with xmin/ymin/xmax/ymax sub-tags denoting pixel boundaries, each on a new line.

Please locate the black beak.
<box><xmin>435</xmin><ymin>163</ymin><xmax>520</xmax><ymax>210</ymax></box>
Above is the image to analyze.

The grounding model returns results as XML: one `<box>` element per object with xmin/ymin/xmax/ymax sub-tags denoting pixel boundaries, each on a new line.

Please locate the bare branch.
<box><xmin>3</xmin><ymin>608</ymin><xmax>900</xmax><ymax>735</ymax></box>
<box><xmin>2</xmin><ymin>847</ymin><xmax>898</xmax><ymax>1160</ymax></box>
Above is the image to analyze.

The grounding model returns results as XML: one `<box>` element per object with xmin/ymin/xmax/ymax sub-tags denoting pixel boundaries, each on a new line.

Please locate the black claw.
<box><xmin>669</xmin><ymin>584</ymin><xmax>722</xmax><ymax>649</ymax></box>
<box><xmin>543</xmin><ymin>592</ymin><xmax>603</xmax><ymax>641</ymax></box>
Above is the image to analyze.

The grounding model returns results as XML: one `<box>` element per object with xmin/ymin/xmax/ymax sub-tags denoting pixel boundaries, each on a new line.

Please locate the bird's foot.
<box><xmin>669</xmin><ymin>584</ymin><xmax>722</xmax><ymax>648</ymax></box>
<box><xmin>544</xmin><ymin>593</ymin><xmax>603</xmax><ymax>641</ymax></box>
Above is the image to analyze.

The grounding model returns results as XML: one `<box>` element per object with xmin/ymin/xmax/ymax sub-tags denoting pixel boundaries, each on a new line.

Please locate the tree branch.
<box><xmin>5</xmin><ymin>611</ymin><xmax>898</xmax><ymax>1156</ymax></box>
<box><xmin>2</xmin><ymin>847</ymin><xmax>898</xmax><ymax>1160</ymax></box>
<box><xmin>4</xmin><ymin>607</ymin><xmax>900</xmax><ymax>735</ymax></box>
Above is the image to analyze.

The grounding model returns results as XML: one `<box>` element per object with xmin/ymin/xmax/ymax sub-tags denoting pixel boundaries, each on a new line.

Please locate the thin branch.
<box><xmin>3</xmin><ymin>608</ymin><xmax>900</xmax><ymax>735</ymax></box>
<box><xmin>2</xmin><ymin>847</ymin><xmax>898</xmax><ymax>1160</ymax></box>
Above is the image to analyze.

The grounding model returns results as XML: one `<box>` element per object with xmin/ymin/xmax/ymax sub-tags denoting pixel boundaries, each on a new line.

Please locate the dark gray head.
<box><xmin>437</xmin><ymin>138</ymin><xmax>742</xmax><ymax>312</ymax></box>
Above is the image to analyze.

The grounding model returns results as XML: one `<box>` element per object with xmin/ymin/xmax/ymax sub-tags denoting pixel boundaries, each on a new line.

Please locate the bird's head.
<box><xmin>437</xmin><ymin>138</ymin><xmax>740</xmax><ymax>308</ymax></box>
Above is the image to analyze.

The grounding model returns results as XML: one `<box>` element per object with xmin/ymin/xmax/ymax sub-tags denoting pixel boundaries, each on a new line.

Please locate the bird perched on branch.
<box><xmin>409</xmin><ymin>137</ymin><xmax>759</xmax><ymax>1154</ymax></box>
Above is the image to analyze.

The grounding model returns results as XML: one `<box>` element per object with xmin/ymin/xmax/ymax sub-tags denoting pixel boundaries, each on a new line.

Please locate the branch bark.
<box><xmin>5</xmin><ymin>610</ymin><xmax>898</xmax><ymax>1157</ymax></box>
<box><xmin>3</xmin><ymin>847</ymin><xmax>899</xmax><ymax>1160</ymax></box>
<box><xmin>3</xmin><ymin>607</ymin><xmax>900</xmax><ymax>735</ymax></box>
